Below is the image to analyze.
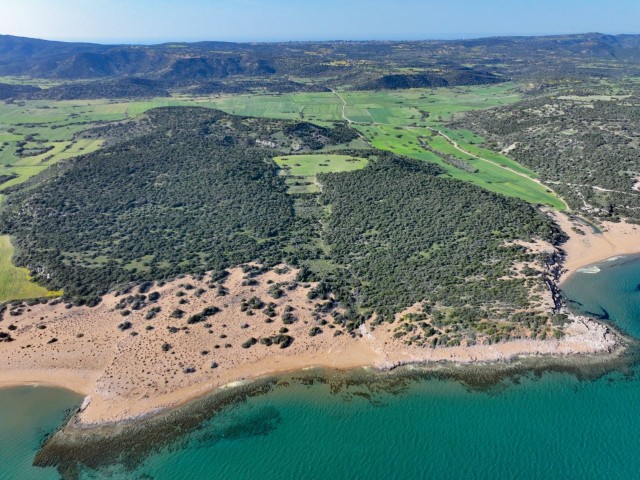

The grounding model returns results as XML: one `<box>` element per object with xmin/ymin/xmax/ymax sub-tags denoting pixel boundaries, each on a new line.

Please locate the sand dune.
<box><xmin>0</xmin><ymin>262</ymin><xmax>622</xmax><ymax>426</ymax></box>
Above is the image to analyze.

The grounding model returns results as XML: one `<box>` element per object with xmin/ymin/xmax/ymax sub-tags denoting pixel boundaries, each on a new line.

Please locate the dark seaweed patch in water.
<box><xmin>566</xmin><ymin>298</ymin><xmax>584</xmax><ymax>308</ymax></box>
<box><xmin>33</xmin><ymin>378</ymin><xmax>279</xmax><ymax>480</ymax></box>
<box><xmin>585</xmin><ymin>306</ymin><xmax>610</xmax><ymax>320</ymax></box>
<box><xmin>33</xmin><ymin>345</ymin><xmax>640</xmax><ymax>480</ymax></box>
<box><xmin>194</xmin><ymin>405</ymin><xmax>282</xmax><ymax>446</ymax></box>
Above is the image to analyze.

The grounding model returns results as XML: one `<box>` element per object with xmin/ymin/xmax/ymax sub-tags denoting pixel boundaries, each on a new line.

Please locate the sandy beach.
<box><xmin>551</xmin><ymin>212</ymin><xmax>640</xmax><ymax>281</ymax></box>
<box><xmin>0</xmin><ymin>259</ymin><xmax>624</xmax><ymax>427</ymax></box>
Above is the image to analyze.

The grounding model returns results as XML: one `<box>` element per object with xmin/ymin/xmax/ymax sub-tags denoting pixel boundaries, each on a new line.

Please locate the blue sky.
<box><xmin>1</xmin><ymin>0</ymin><xmax>639</xmax><ymax>43</ymax></box>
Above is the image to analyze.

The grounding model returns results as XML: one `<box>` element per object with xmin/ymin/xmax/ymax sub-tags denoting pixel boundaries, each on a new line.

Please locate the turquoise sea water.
<box><xmin>2</xmin><ymin>255</ymin><xmax>640</xmax><ymax>480</ymax></box>
<box><xmin>0</xmin><ymin>386</ymin><xmax>81</xmax><ymax>480</ymax></box>
<box><xmin>562</xmin><ymin>254</ymin><xmax>640</xmax><ymax>338</ymax></box>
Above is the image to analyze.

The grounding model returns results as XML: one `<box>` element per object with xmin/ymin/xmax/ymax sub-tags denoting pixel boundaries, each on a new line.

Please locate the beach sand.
<box><xmin>0</xmin><ymin>261</ymin><xmax>622</xmax><ymax>427</ymax></box>
<box><xmin>550</xmin><ymin>212</ymin><xmax>640</xmax><ymax>281</ymax></box>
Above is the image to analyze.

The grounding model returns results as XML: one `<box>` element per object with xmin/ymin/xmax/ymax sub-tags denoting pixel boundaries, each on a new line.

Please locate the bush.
<box><xmin>309</xmin><ymin>326</ymin><xmax>323</xmax><ymax>337</ymax></box>
<box><xmin>242</xmin><ymin>337</ymin><xmax>258</xmax><ymax>349</ymax></box>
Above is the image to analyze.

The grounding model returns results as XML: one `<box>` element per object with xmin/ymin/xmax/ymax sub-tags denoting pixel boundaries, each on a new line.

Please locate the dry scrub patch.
<box><xmin>0</xmin><ymin>263</ymin><xmax>622</xmax><ymax>425</ymax></box>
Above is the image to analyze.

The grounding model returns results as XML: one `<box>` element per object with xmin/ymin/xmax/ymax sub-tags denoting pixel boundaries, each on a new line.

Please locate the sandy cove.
<box><xmin>0</xmin><ymin>260</ymin><xmax>625</xmax><ymax>427</ymax></box>
<box><xmin>550</xmin><ymin>211</ymin><xmax>640</xmax><ymax>281</ymax></box>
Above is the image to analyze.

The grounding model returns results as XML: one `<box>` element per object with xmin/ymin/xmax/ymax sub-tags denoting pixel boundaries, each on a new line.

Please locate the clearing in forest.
<box><xmin>0</xmin><ymin>235</ymin><xmax>60</xmax><ymax>302</ymax></box>
<box><xmin>273</xmin><ymin>154</ymin><xmax>368</xmax><ymax>193</ymax></box>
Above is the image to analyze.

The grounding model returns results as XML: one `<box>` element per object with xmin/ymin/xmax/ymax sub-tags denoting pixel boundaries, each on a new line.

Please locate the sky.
<box><xmin>0</xmin><ymin>0</ymin><xmax>639</xmax><ymax>44</ymax></box>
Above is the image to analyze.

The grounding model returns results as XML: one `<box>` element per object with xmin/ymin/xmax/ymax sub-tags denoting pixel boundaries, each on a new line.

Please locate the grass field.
<box><xmin>0</xmin><ymin>82</ymin><xmax>565</xmax><ymax>301</ymax></box>
<box><xmin>0</xmin><ymin>235</ymin><xmax>60</xmax><ymax>302</ymax></box>
<box><xmin>273</xmin><ymin>154</ymin><xmax>368</xmax><ymax>193</ymax></box>
<box><xmin>0</xmin><ymin>82</ymin><xmax>530</xmax><ymax>193</ymax></box>
<box><xmin>357</xmin><ymin>124</ymin><xmax>566</xmax><ymax>209</ymax></box>
<box><xmin>199</xmin><ymin>85</ymin><xmax>565</xmax><ymax>208</ymax></box>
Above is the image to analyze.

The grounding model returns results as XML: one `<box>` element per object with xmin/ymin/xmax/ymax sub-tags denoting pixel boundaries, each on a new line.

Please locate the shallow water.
<box><xmin>0</xmin><ymin>386</ymin><xmax>81</xmax><ymax>480</ymax></box>
<box><xmin>2</xmin><ymin>254</ymin><xmax>640</xmax><ymax>479</ymax></box>
<box><xmin>562</xmin><ymin>254</ymin><xmax>640</xmax><ymax>337</ymax></box>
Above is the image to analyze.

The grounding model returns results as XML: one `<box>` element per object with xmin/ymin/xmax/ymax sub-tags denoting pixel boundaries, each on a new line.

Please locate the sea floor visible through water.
<box><xmin>2</xmin><ymin>254</ymin><xmax>640</xmax><ymax>480</ymax></box>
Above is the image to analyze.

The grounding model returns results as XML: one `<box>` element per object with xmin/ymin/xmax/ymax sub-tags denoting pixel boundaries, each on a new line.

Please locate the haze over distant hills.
<box><xmin>1</xmin><ymin>33</ymin><xmax>640</xmax><ymax>97</ymax></box>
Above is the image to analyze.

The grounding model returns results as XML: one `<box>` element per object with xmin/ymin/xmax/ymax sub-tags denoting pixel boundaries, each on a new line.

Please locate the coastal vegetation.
<box><xmin>318</xmin><ymin>156</ymin><xmax>566</xmax><ymax>342</ymax></box>
<box><xmin>0</xmin><ymin>106</ymin><xmax>565</xmax><ymax>343</ymax></box>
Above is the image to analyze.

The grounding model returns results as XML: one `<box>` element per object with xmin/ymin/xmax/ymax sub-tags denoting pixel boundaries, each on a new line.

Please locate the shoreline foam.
<box><xmin>550</xmin><ymin>212</ymin><xmax>640</xmax><ymax>282</ymax></box>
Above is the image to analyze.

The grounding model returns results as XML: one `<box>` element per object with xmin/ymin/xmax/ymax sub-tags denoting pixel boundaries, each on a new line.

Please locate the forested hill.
<box><xmin>0</xmin><ymin>106</ymin><xmax>565</xmax><ymax>346</ymax></box>
<box><xmin>0</xmin><ymin>108</ymin><xmax>358</xmax><ymax>303</ymax></box>
<box><xmin>2</xmin><ymin>33</ymin><xmax>640</xmax><ymax>97</ymax></box>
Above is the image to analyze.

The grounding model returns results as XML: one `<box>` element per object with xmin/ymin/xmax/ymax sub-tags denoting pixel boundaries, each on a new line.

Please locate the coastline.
<box><xmin>550</xmin><ymin>212</ymin><xmax>640</xmax><ymax>282</ymax></box>
<box><xmin>0</xmin><ymin>292</ymin><xmax>627</xmax><ymax>429</ymax></box>
<box><xmin>0</xmin><ymin>210</ymin><xmax>638</xmax><ymax>430</ymax></box>
<box><xmin>0</xmin><ymin>369</ymin><xmax>98</xmax><ymax>396</ymax></box>
<box><xmin>31</xmin><ymin>344</ymin><xmax>637</xmax><ymax>478</ymax></box>
<box><xmin>0</xmin><ymin>315</ymin><xmax>625</xmax><ymax>428</ymax></box>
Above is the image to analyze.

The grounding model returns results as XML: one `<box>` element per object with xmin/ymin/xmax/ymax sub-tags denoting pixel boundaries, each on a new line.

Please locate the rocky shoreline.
<box><xmin>34</xmin><ymin>340</ymin><xmax>637</xmax><ymax>479</ymax></box>
<box><xmin>0</xmin><ymin>257</ymin><xmax>629</xmax><ymax>429</ymax></box>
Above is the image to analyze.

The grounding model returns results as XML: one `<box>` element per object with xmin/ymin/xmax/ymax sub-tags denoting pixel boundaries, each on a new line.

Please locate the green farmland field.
<box><xmin>274</xmin><ymin>154</ymin><xmax>368</xmax><ymax>193</ymax></box>
<box><xmin>201</xmin><ymin>85</ymin><xmax>564</xmax><ymax>208</ymax></box>
<box><xmin>0</xmin><ymin>235</ymin><xmax>61</xmax><ymax>302</ymax></box>
<box><xmin>357</xmin><ymin>124</ymin><xmax>566</xmax><ymax>209</ymax></box>
<box><xmin>0</xmin><ymin>82</ymin><xmax>565</xmax><ymax>205</ymax></box>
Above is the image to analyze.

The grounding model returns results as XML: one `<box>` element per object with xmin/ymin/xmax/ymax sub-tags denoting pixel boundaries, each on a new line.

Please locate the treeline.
<box><xmin>31</xmin><ymin>78</ymin><xmax>170</xmax><ymax>100</ymax></box>
<box><xmin>0</xmin><ymin>83</ymin><xmax>40</xmax><ymax>100</ymax></box>
<box><xmin>191</xmin><ymin>79</ymin><xmax>330</xmax><ymax>95</ymax></box>
<box><xmin>456</xmin><ymin>96</ymin><xmax>640</xmax><ymax>221</ymax></box>
<box><xmin>419</xmin><ymin>137</ymin><xmax>478</xmax><ymax>173</ymax></box>
<box><xmin>317</xmin><ymin>156</ymin><xmax>565</xmax><ymax>323</ymax></box>
<box><xmin>353</xmin><ymin>69</ymin><xmax>504</xmax><ymax>91</ymax></box>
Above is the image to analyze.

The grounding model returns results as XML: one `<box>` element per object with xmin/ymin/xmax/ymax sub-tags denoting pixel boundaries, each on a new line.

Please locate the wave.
<box><xmin>576</xmin><ymin>265</ymin><xmax>601</xmax><ymax>274</ymax></box>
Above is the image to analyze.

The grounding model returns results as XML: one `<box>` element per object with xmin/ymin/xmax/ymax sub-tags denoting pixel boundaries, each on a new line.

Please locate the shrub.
<box><xmin>242</xmin><ymin>337</ymin><xmax>258</xmax><ymax>349</ymax></box>
<box><xmin>309</xmin><ymin>326</ymin><xmax>323</xmax><ymax>337</ymax></box>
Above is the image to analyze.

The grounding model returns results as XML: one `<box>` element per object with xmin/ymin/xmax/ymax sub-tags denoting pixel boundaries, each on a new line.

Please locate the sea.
<box><xmin>2</xmin><ymin>254</ymin><xmax>640</xmax><ymax>480</ymax></box>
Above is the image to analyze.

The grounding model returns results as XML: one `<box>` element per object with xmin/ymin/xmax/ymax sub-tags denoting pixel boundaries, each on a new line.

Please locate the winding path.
<box><xmin>331</xmin><ymin>89</ymin><xmax>371</xmax><ymax>146</ymax></box>
<box><xmin>330</xmin><ymin>88</ymin><xmax>569</xmax><ymax>211</ymax></box>
<box><xmin>424</xmin><ymin>126</ymin><xmax>570</xmax><ymax>210</ymax></box>
<box><xmin>331</xmin><ymin>89</ymin><xmax>351</xmax><ymax>124</ymax></box>
<box><xmin>546</xmin><ymin>180</ymin><xmax>640</xmax><ymax>197</ymax></box>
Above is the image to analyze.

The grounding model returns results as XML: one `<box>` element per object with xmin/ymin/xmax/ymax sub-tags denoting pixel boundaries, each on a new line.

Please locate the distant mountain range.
<box><xmin>1</xmin><ymin>33</ymin><xmax>639</xmax><ymax>97</ymax></box>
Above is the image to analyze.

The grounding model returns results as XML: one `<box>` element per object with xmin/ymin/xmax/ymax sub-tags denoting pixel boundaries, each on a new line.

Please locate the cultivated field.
<box><xmin>274</xmin><ymin>154</ymin><xmax>368</xmax><ymax>193</ymax></box>
<box><xmin>0</xmin><ymin>83</ymin><xmax>555</xmax><ymax>205</ymax></box>
<box><xmin>0</xmin><ymin>235</ymin><xmax>60</xmax><ymax>302</ymax></box>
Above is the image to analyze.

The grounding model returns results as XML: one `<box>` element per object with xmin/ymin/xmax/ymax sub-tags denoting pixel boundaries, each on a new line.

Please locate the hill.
<box><xmin>0</xmin><ymin>107</ymin><xmax>566</xmax><ymax>345</ymax></box>
<box><xmin>2</xmin><ymin>33</ymin><xmax>640</xmax><ymax>97</ymax></box>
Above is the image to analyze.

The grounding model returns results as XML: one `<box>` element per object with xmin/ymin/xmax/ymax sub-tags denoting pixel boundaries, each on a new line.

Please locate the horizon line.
<box><xmin>2</xmin><ymin>30</ymin><xmax>638</xmax><ymax>47</ymax></box>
